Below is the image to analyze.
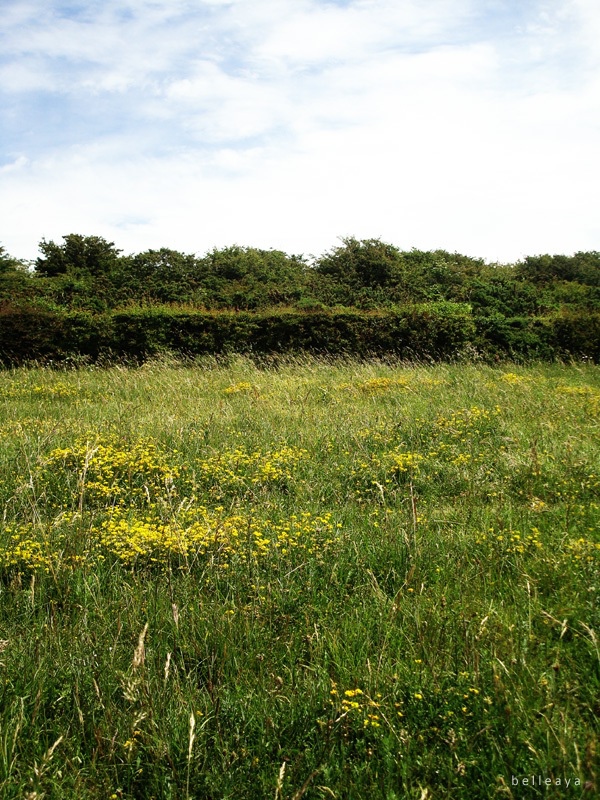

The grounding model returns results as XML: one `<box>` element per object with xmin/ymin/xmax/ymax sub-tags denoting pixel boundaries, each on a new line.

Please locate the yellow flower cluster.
<box><xmin>195</xmin><ymin>446</ymin><xmax>308</xmax><ymax>497</ymax></box>
<box><xmin>223</xmin><ymin>381</ymin><xmax>255</xmax><ymax>395</ymax></box>
<box><xmin>41</xmin><ymin>436</ymin><xmax>180</xmax><ymax>508</ymax></box>
<box><xmin>355</xmin><ymin>406</ymin><xmax>500</xmax><ymax>458</ymax></box>
<box><xmin>38</xmin><ymin>433</ymin><xmax>309</xmax><ymax>510</ymax></box>
<box><xmin>508</xmin><ymin>529</ymin><xmax>543</xmax><ymax>554</ymax></box>
<box><xmin>1</xmin><ymin>526</ymin><xmax>55</xmax><ymax>571</ymax></box>
<box><xmin>1</xmin><ymin>510</ymin><xmax>339</xmax><ymax>571</ymax></box>
<box><xmin>0</xmin><ymin>513</ymin><xmax>90</xmax><ymax>572</ymax></box>
<box><xmin>0</xmin><ymin>381</ymin><xmax>78</xmax><ymax>399</ymax></box>
<box><xmin>389</xmin><ymin>451</ymin><xmax>424</xmax><ymax>474</ymax></box>
<box><xmin>0</xmin><ymin>418</ymin><xmax>60</xmax><ymax>440</ymax></box>
<box><xmin>474</xmin><ymin>527</ymin><xmax>600</xmax><ymax>565</ymax></box>
<box><xmin>358</xmin><ymin>377</ymin><xmax>410</xmax><ymax>394</ymax></box>
<box><xmin>565</xmin><ymin>537</ymin><xmax>600</xmax><ymax>563</ymax></box>
<box><xmin>355</xmin><ymin>425</ymin><xmax>386</xmax><ymax>444</ymax></box>
<box><xmin>353</xmin><ymin>434</ymin><xmax>485</xmax><ymax>498</ymax></box>
<box><xmin>329</xmin><ymin>684</ymin><xmax>382</xmax><ymax>728</ymax></box>
<box><xmin>434</xmin><ymin>406</ymin><xmax>501</xmax><ymax>438</ymax></box>
<box><xmin>475</xmin><ymin>527</ymin><xmax>543</xmax><ymax>553</ymax></box>
<box><xmin>95</xmin><ymin>509</ymin><xmax>338</xmax><ymax>566</ymax></box>
<box><xmin>555</xmin><ymin>383</ymin><xmax>599</xmax><ymax>397</ymax></box>
<box><xmin>500</xmin><ymin>372</ymin><xmax>529</xmax><ymax>385</ymax></box>
<box><xmin>554</xmin><ymin>383</ymin><xmax>600</xmax><ymax>412</ymax></box>
<box><xmin>337</xmin><ymin>377</ymin><xmax>410</xmax><ymax>394</ymax></box>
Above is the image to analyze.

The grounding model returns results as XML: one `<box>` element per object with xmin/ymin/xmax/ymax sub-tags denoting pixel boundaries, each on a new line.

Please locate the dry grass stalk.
<box><xmin>132</xmin><ymin>622</ymin><xmax>149</xmax><ymax>670</ymax></box>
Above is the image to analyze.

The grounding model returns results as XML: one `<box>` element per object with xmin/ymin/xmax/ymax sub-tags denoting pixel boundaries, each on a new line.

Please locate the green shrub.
<box><xmin>1</xmin><ymin>303</ymin><xmax>598</xmax><ymax>365</ymax></box>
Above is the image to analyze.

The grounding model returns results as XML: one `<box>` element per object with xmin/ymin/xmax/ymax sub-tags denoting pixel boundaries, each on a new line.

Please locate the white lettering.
<box><xmin>509</xmin><ymin>774</ymin><xmax>581</xmax><ymax>788</ymax></box>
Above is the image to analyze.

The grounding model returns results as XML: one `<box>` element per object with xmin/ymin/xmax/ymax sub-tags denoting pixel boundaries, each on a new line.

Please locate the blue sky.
<box><xmin>1</xmin><ymin>0</ymin><xmax>599</xmax><ymax>262</ymax></box>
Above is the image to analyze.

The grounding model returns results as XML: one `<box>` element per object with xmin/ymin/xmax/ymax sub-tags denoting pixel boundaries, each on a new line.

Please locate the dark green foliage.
<box><xmin>115</xmin><ymin>249</ymin><xmax>202</xmax><ymax>305</ymax></box>
<box><xmin>0</xmin><ymin>304</ymin><xmax>476</xmax><ymax>364</ymax></box>
<box><xmin>549</xmin><ymin>310</ymin><xmax>600</xmax><ymax>361</ymax></box>
<box><xmin>473</xmin><ymin>311</ymin><xmax>600</xmax><ymax>362</ymax></box>
<box><xmin>1</xmin><ymin>234</ymin><xmax>599</xmax><ymax>363</ymax></box>
<box><xmin>473</xmin><ymin>313</ymin><xmax>549</xmax><ymax>361</ymax></box>
<box><xmin>197</xmin><ymin>245</ymin><xmax>309</xmax><ymax>309</ymax></box>
<box><xmin>517</xmin><ymin>251</ymin><xmax>600</xmax><ymax>286</ymax></box>
<box><xmin>0</xmin><ymin>244</ymin><xmax>27</xmax><ymax>274</ymax></box>
<box><xmin>463</xmin><ymin>271</ymin><xmax>542</xmax><ymax>316</ymax></box>
<box><xmin>312</xmin><ymin>241</ymin><xmax>491</xmax><ymax>307</ymax></box>
<box><xmin>0</xmin><ymin>270</ymin><xmax>40</xmax><ymax>306</ymax></box>
<box><xmin>100</xmin><ymin>304</ymin><xmax>476</xmax><ymax>361</ymax></box>
<box><xmin>1</xmin><ymin>302</ymin><xmax>599</xmax><ymax>367</ymax></box>
<box><xmin>315</xmin><ymin>237</ymin><xmax>404</xmax><ymax>288</ymax></box>
<box><xmin>35</xmin><ymin>234</ymin><xmax>122</xmax><ymax>280</ymax></box>
<box><xmin>0</xmin><ymin>303</ymin><xmax>108</xmax><ymax>364</ymax></box>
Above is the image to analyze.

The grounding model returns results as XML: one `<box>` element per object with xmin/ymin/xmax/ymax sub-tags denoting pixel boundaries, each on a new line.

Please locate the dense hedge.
<box><xmin>1</xmin><ymin>302</ymin><xmax>598</xmax><ymax>365</ymax></box>
<box><xmin>0</xmin><ymin>303</ymin><xmax>107</xmax><ymax>363</ymax></box>
<box><xmin>473</xmin><ymin>311</ymin><xmax>600</xmax><ymax>362</ymax></box>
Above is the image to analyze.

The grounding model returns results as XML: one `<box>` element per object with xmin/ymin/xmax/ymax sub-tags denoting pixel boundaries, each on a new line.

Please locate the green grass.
<box><xmin>0</xmin><ymin>356</ymin><xmax>598</xmax><ymax>799</ymax></box>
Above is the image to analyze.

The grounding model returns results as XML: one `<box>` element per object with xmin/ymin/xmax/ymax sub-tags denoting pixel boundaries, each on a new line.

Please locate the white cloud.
<box><xmin>0</xmin><ymin>0</ymin><xmax>599</xmax><ymax>262</ymax></box>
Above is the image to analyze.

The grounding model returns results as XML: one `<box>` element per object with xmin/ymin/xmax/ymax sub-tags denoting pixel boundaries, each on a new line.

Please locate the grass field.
<box><xmin>0</xmin><ymin>357</ymin><xmax>598</xmax><ymax>799</ymax></box>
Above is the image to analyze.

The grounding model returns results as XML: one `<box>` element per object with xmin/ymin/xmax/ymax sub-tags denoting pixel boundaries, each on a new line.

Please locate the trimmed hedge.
<box><xmin>0</xmin><ymin>302</ymin><xmax>598</xmax><ymax>365</ymax></box>
<box><xmin>474</xmin><ymin>311</ymin><xmax>600</xmax><ymax>362</ymax></box>
<box><xmin>0</xmin><ymin>303</ymin><xmax>108</xmax><ymax>363</ymax></box>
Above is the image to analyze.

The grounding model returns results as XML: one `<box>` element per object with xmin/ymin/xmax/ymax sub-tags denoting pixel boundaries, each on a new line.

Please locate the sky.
<box><xmin>1</xmin><ymin>0</ymin><xmax>599</xmax><ymax>264</ymax></box>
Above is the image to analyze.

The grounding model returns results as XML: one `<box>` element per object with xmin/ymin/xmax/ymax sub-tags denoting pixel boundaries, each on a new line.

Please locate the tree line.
<box><xmin>1</xmin><ymin>235</ymin><xmax>599</xmax><ymax>363</ymax></box>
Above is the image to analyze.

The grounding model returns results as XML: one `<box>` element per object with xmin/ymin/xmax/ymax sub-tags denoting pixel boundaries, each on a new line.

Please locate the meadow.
<box><xmin>0</xmin><ymin>357</ymin><xmax>598</xmax><ymax>799</ymax></box>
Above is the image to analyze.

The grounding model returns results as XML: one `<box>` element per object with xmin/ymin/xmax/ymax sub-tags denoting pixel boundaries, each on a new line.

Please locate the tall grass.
<box><xmin>0</xmin><ymin>357</ymin><xmax>598</xmax><ymax>798</ymax></box>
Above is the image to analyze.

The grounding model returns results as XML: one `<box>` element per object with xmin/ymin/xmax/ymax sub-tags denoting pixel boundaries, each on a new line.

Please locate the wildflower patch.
<box><xmin>0</xmin><ymin>510</ymin><xmax>340</xmax><ymax>571</ymax></box>
<box><xmin>38</xmin><ymin>436</ymin><xmax>180</xmax><ymax>509</ymax></box>
<box><xmin>194</xmin><ymin>446</ymin><xmax>308</xmax><ymax>499</ymax></box>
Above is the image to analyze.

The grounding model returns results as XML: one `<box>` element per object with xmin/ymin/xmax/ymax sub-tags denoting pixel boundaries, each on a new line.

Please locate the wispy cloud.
<box><xmin>1</xmin><ymin>0</ymin><xmax>598</xmax><ymax>262</ymax></box>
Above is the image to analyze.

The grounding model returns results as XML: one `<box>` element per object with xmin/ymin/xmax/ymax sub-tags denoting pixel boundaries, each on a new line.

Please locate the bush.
<box><xmin>1</xmin><ymin>304</ymin><xmax>597</xmax><ymax>366</ymax></box>
<box><xmin>0</xmin><ymin>303</ymin><xmax>110</xmax><ymax>364</ymax></box>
